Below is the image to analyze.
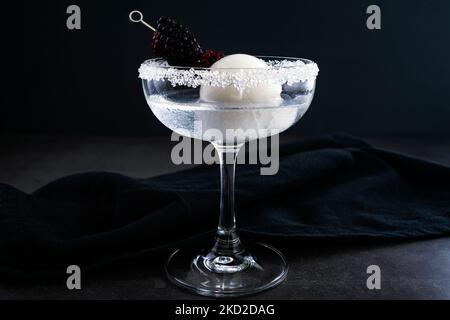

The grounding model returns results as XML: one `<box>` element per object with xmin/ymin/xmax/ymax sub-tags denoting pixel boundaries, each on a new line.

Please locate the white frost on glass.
<box><xmin>138</xmin><ymin>59</ymin><xmax>319</xmax><ymax>90</ymax></box>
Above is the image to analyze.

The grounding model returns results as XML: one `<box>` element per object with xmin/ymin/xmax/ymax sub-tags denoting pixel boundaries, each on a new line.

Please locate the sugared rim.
<box><xmin>140</xmin><ymin>56</ymin><xmax>317</xmax><ymax>70</ymax></box>
<box><xmin>138</xmin><ymin>56</ymin><xmax>319</xmax><ymax>89</ymax></box>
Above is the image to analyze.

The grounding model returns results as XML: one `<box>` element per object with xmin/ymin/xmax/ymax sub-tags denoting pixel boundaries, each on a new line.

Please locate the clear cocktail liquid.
<box><xmin>145</xmin><ymin>91</ymin><xmax>313</xmax><ymax>145</ymax></box>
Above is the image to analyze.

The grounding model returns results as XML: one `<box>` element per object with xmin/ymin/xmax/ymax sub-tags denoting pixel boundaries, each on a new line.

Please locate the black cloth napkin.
<box><xmin>1</xmin><ymin>135</ymin><xmax>450</xmax><ymax>281</ymax></box>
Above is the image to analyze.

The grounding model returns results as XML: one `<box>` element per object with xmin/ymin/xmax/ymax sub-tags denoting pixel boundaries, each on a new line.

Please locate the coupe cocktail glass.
<box><xmin>139</xmin><ymin>56</ymin><xmax>318</xmax><ymax>297</ymax></box>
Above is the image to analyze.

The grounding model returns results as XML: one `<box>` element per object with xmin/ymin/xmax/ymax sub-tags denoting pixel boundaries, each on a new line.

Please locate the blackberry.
<box><xmin>152</xmin><ymin>16</ymin><xmax>203</xmax><ymax>67</ymax></box>
<box><xmin>197</xmin><ymin>49</ymin><xmax>225</xmax><ymax>68</ymax></box>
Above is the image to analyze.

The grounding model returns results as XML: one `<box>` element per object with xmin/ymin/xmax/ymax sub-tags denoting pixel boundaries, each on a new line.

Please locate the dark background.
<box><xmin>2</xmin><ymin>0</ymin><xmax>450</xmax><ymax>136</ymax></box>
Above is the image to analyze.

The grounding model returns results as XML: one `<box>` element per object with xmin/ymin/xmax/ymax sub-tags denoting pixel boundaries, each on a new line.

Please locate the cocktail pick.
<box><xmin>129</xmin><ymin>10</ymin><xmax>156</xmax><ymax>32</ymax></box>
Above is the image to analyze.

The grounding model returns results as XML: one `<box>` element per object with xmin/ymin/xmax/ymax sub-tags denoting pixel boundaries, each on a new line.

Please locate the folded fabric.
<box><xmin>1</xmin><ymin>135</ymin><xmax>449</xmax><ymax>281</ymax></box>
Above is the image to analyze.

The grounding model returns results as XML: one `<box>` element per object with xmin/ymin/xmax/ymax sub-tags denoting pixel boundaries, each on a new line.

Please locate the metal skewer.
<box><xmin>129</xmin><ymin>10</ymin><xmax>156</xmax><ymax>32</ymax></box>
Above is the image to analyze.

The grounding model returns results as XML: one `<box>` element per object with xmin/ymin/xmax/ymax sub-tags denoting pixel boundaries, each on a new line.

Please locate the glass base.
<box><xmin>165</xmin><ymin>242</ymin><xmax>288</xmax><ymax>298</ymax></box>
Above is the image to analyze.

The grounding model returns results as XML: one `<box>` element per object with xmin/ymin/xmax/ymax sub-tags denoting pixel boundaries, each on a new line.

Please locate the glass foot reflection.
<box><xmin>165</xmin><ymin>242</ymin><xmax>288</xmax><ymax>298</ymax></box>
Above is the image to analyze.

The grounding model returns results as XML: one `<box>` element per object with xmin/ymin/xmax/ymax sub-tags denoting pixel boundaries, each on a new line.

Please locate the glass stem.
<box><xmin>213</xmin><ymin>144</ymin><xmax>244</xmax><ymax>256</ymax></box>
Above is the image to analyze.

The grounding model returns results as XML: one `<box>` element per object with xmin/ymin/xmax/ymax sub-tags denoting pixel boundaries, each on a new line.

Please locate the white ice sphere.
<box><xmin>195</xmin><ymin>54</ymin><xmax>300</xmax><ymax>145</ymax></box>
<box><xmin>200</xmin><ymin>54</ymin><xmax>282</xmax><ymax>103</ymax></box>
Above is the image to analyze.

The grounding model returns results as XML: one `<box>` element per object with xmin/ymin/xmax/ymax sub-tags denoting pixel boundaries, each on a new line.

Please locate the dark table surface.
<box><xmin>0</xmin><ymin>135</ymin><xmax>449</xmax><ymax>300</ymax></box>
